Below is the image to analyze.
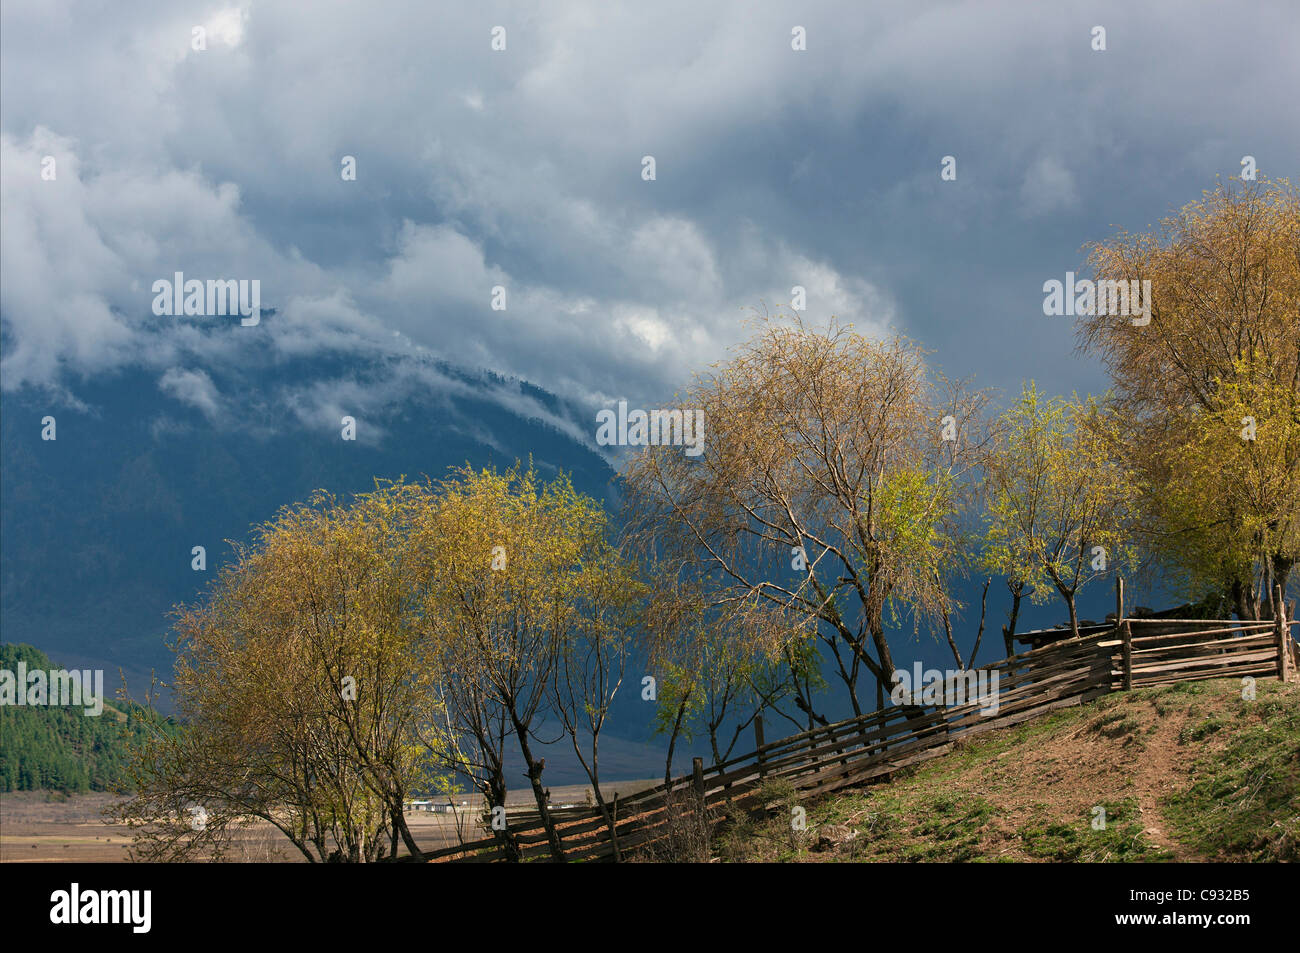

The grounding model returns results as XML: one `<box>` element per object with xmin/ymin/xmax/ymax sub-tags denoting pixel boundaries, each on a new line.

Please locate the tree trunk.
<box><xmin>664</xmin><ymin>693</ymin><xmax>690</xmax><ymax>786</ymax></box>
<box><xmin>941</xmin><ymin>601</ymin><xmax>964</xmax><ymax>668</ymax></box>
<box><xmin>844</xmin><ymin>668</ymin><xmax>862</xmax><ymax>718</ymax></box>
<box><xmin>968</xmin><ymin>578</ymin><xmax>990</xmax><ymax>667</ymax></box>
<box><xmin>1270</xmin><ymin>554</ymin><xmax>1294</xmax><ymax>613</ymax></box>
<box><xmin>395</xmin><ymin>804</ymin><xmax>423</xmax><ymax>861</ymax></box>
<box><xmin>584</xmin><ymin>761</ymin><xmax>621</xmax><ymax>862</ymax></box>
<box><xmin>1231</xmin><ymin>577</ymin><xmax>1254</xmax><ymax>621</ymax></box>
<box><xmin>1048</xmin><ymin>569</ymin><xmax>1079</xmax><ymax>639</ymax></box>
<box><xmin>868</xmin><ymin>614</ymin><xmax>896</xmax><ymax>686</ymax></box>
<box><xmin>486</xmin><ymin>774</ymin><xmax>519</xmax><ymax>862</ymax></box>
<box><xmin>512</xmin><ymin>717</ymin><xmax>566</xmax><ymax>861</ymax></box>
<box><xmin>1002</xmin><ymin>582</ymin><xmax>1023</xmax><ymax>658</ymax></box>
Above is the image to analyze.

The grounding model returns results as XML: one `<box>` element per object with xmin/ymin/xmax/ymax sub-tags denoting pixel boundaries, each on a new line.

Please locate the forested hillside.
<box><xmin>0</xmin><ymin>643</ymin><xmax>177</xmax><ymax>792</ymax></box>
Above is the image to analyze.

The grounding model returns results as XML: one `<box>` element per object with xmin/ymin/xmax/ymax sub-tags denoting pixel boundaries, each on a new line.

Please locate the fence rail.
<box><xmin>428</xmin><ymin>583</ymin><xmax>1294</xmax><ymax>863</ymax></box>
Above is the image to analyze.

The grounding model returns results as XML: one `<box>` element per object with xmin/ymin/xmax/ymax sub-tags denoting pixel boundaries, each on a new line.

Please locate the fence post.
<box><xmin>754</xmin><ymin>716</ymin><xmax>766</xmax><ymax>779</ymax></box>
<box><xmin>609</xmin><ymin>793</ymin><xmax>621</xmax><ymax>863</ymax></box>
<box><xmin>692</xmin><ymin>757</ymin><xmax>705</xmax><ymax>812</ymax></box>
<box><xmin>1122</xmin><ymin>620</ymin><xmax>1133</xmax><ymax>691</ymax></box>
<box><xmin>829</xmin><ymin>723</ymin><xmax>849</xmax><ymax>767</ymax></box>
<box><xmin>1113</xmin><ymin>578</ymin><xmax>1132</xmax><ymax>691</ymax></box>
<box><xmin>1275</xmin><ymin>584</ymin><xmax>1288</xmax><ymax>682</ymax></box>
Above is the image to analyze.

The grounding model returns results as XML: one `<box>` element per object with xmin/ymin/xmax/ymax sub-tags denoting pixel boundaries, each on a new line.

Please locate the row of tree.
<box><xmin>628</xmin><ymin>178</ymin><xmax>1297</xmax><ymax>750</ymax></box>
<box><xmin>120</xmin><ymin>175</ymin><xmax>1298</xmax><ymax>861</ymax></box>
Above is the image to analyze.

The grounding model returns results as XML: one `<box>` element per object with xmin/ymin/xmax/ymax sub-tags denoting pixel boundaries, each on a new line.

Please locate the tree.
<box><xmin>1149</xmin><ymin>358</ymin><xmax>1300</xmax><ymax>619</ymax></box>
<box><xmin>548</xmin><ymin>519</ymin><xmax>646</xmax><ymax>860</ymax></box>
<box><xmin>118</xmin><ymin>483</ymin><xmax>450</xmax><ymax>862</ymax></box>
<box><xmin>622</xmin><ymin>318</ymin><xmax>989</xmax><ymax>717</ymax></box>
<box><xmin>982</xmin><ymin>384</ymin><xmax>1134</xmax><ymax>638</ymax></box>
<box><xmin>644</xmin><ymin>584</ymin><xmax>812</xmax><ymax>777</ymax></box>
<box><xmin>416</xmin><ymin>463</ymin><xmax>642</xmax><ymax>861</ymax></box>
<box><xmin>1079</xmin><ymin>175</ymin><xmax>1300</xmax><ymax>615</ymax></box>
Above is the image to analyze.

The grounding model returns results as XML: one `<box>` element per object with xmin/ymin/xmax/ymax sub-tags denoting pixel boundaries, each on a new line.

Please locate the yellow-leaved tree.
<box><xmin>414</xmin><ymin>463</ymin><xmax>643</xmax><ymax>862</ymax></box>
<box><xmin>1151</xmin><ymin>357</ymin><xmax>1300</xmax><ymax>617</ymax></box>
<box><xmin>1079</xmin><ymin>175</ymin><xmax>1299</xmax><ymax>617</ymax></box>
<box><xmin>981</xmin><ymin>384</ymin><xmax>1135</xmax><ymax>639</ymax></box>
<box><xmin>119</xmin><ymin>482</ymin><xmax>451</xmax><ymax>862</ymax></box>
<box><xmin>623</xmin><ymin>318</ymin><xmax>990</xmax><ymax>722</ymax></box>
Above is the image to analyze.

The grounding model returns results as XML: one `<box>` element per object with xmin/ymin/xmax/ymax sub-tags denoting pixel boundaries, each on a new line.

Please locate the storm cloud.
<box><xmin>3</xmin><ymin>0</ymin><xmax>1296</xmax><ymax>423</ymax></box>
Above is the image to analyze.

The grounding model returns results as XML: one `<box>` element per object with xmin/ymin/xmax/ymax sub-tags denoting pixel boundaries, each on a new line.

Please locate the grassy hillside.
<box><xmin>0</xmin><ymin>643</ymin><xmax>177</xmax><ymax>793</ymax></box>
<box><xmin>710</xmin><ymin>677</ymin><xmax>1298</xmax><ymax>863</ymax></box>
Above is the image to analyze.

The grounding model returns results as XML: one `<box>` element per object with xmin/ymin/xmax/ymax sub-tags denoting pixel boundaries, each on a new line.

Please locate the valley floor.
<box><xmin>0</xmin><ymin>780</ymin><xmax>660</xmax><ymax>863</ymax></box>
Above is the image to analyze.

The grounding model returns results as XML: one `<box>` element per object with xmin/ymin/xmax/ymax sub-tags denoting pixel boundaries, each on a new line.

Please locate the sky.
<box><xmin>3</xmin><ymin>0</ymin><xmax>1298</xmax><ymax>429</ymax></box>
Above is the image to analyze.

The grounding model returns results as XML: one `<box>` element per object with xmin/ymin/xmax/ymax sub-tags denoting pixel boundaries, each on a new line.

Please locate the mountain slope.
<box><xmin>1</xmin><ymin>339</ymin><xmax>616</xmax><ymax>698</ymax></box>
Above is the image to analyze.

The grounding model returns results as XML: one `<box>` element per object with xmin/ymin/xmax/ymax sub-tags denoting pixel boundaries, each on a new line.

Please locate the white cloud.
<box><xmin>158</xmin><ymin>367</ymin><xmax>222</xmax><ymax>420</ymax></box>
<box><xmin>1</xmin><ymin>126</ymin><xmax>349</xmax><ymax>390</ymax></box>
<box><xmin>0</xmin><ymin>128</ymin><xmax>136</xmax><ymax>388</ymax></box>
<box><xmin>201</xmin><ymin>6</ymin><xmax>248</xmax><ymax>48</ymax></box>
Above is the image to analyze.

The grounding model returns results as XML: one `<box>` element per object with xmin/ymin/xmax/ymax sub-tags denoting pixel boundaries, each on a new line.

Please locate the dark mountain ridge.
<box><xmin>1</xmin><ymin>325</ymin><xmax>616</xmax><ymax>705</ymax></box>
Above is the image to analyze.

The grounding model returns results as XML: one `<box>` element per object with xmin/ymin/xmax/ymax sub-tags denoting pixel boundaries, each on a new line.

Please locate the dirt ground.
<box><xmin>1</xmin><ymin>792</ymin><xmax>136</xmax><ymax>863</ymax></box>
<box><xmin>915</xmin><ymin>693</ymin><xmax>1203</xmax><ymax>860</ymax></box>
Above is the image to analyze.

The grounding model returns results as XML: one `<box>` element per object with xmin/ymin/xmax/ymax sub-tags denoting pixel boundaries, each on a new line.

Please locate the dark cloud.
<box><xmin>3</xmin><ymin>0</ymin><xmax>1296</xmax><ymax>417</ymax></box>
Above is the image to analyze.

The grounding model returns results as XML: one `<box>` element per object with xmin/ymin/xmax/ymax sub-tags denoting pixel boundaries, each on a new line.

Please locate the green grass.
<box><xmin>1017</xmin><ymin>798</ymin><xmax>1169</xmax><ymax>862</ymax></box>
<box><xmin>1163</xmin><ymin>686</ymin><xmax>1299</xmax><ymax>861</ymax></box>
<box><xmin>1088</xmin><ymin>710</ymin><xmax>1142</xmax><ymax>739</ymax></box>
<box><xmin>717</xmin><ymin>677</ymin><xmax>1298</xmax><ymax>862</ymax></box>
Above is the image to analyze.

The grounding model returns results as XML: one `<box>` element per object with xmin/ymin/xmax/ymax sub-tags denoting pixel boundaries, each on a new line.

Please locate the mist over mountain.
<box><xmin>0</xmin><ymin>315</ymin><xmax>617</xmax><ymax>706</ymax></box>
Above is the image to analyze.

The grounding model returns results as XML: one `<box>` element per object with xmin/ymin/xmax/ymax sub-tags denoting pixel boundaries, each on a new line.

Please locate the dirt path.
<box><xmin>1130</xmin><ymin>704</ymin><xmax>1198</xmax><ymax>861</ymax></box>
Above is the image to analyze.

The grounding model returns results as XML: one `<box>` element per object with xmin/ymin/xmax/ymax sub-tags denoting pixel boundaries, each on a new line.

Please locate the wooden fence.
<box><xmin>428</xmin><ymin>583</ymin><xmax>1294</xmax><ymax>863</ymax></box>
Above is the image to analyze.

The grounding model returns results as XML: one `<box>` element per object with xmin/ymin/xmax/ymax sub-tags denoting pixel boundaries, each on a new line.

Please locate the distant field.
<box><xmin>0</xmin><ymin>780</ymin><xmax>660</xmax><ymax>862</ymax></box>
<box><xmin>1</xmin><ymin>793</ymin><xmax>133</xmax><ymax>862</ymax></box>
